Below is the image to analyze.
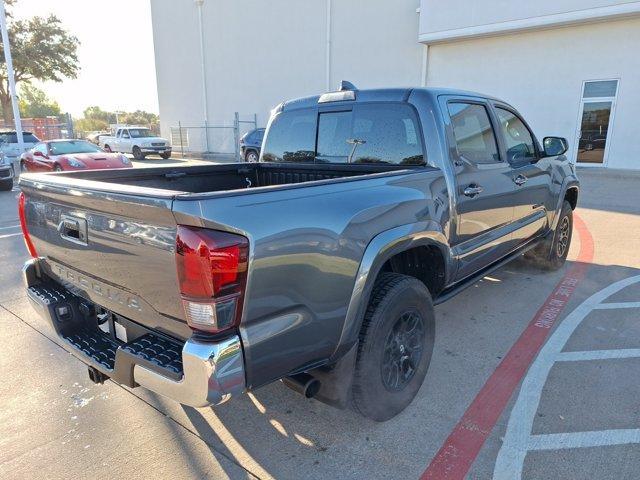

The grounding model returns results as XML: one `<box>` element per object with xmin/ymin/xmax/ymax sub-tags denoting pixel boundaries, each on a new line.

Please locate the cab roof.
<box><xmin>281</xmin><ymin>86</ymin><xmax>506</xmax><ymax>111</ymax></box>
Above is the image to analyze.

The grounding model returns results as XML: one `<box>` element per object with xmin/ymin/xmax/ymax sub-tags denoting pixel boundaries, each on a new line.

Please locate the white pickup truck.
<box><xmin>100</xmin><ymin>126</ymin><xmax>171</xmax><ymax>160</ymax></box>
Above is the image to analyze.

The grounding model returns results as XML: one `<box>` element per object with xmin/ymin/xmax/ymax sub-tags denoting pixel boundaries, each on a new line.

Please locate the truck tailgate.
<box><xmin>21</xmin><ymin>179</ymin><xmax>190</xmax><ymax>340</ymax></box>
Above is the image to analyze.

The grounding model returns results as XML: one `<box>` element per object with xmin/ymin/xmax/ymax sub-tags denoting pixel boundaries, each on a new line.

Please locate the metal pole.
<box><xmin>0</xmin><ymin>0</ymin><xmax>24</xmax><ymax>156</ymax></box>
<box><xmin>195</xmin><ymin>0</ymin><xmax>210</xmax><ymax>153</ymax></box>
<box><xmin>178</xmin><ymin>121</ymin><xmax>184</xmax><ymax>158</ymax></box>
<box><xmin>325</xmin><ymin>0</ymin><xmax>332</xmax><ymax>91</ymax></box>
<box><xmin>234</xmin><ymin>112</ymin><xmax>239</xmax><ymax>163</ymax></box>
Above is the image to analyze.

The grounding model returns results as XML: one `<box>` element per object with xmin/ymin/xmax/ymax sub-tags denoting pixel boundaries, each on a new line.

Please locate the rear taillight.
<box><xmin>175</xmin><ymin>225</ymin><xmax>248</xmax><ymax>334</ymax></box>
<box><xmin>18</xmin><ymin>192</ymin><xmax>38</xmax><ymax>258</ymax></box>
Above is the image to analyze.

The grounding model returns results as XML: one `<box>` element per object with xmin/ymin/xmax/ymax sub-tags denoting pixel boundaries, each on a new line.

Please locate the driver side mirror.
<box><xmin>33</xmin><ymin>150</ymin><xmax>46</xmax><ymax>158</ymax></box>
<box><xmin>543</xmin><ymin>137</ymin><xmax>568</xmax><ymax>157</ymax></box>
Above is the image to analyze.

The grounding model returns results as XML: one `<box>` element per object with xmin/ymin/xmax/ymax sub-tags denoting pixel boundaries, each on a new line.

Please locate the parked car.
<box><xmin>0</xmin><ymin>130</ymin><xmax>40</xmax><ymax>161</ymax></box>
<box><xmin>100</xmin><ymin>126</ymin><xmax>171</xmax><ymax>160</ymax></box>
<box><xmin>239</xmin><ymin>127</ymin><xmax>265</xmax><ymax>162</ymax></box>
<box><xmin>0</xmin><ymin>151</ymin><xmax>14</xmax><ymax>191</ymax></box>
<box><xmin>19</xmin><ymin>139</ymin><xmax>132</xmax><ymax>172</ymax></box>
<box><xmin>19</xmin><ymin>84</ymin><xmax>578</xmax><ymax>421</ymax></box>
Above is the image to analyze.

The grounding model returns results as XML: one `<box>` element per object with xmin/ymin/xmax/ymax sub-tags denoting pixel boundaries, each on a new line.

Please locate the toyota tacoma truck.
<box><xmin>100</xmin><ymin>126</ymin><xmax>171</xmax><ymax>160</ymax></box>
<box><xmin>18</xmin><ymin>84</ymin><xmax>578</xmax><ymax>421</ymax></box>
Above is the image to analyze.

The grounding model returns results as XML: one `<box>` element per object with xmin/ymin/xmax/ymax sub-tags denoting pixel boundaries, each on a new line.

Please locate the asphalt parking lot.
<box><xmin>1</xmin><ymin>164</ymin><xmax>639</xmax><ymax>479</ymax></box>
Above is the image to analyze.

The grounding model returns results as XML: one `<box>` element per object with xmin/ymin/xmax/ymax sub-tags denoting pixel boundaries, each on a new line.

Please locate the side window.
<box><xmin>495</xmin><ymin>108</ymin><xmax>536</xmax><ymax>163</ymax></box>
<box><xmin>448</xmin><ymin>102</ymin><xmax>500</xmax><ymax>164</ymax></box>
<box><xmin>261</xmin><ymin>110</ymin><xmax>316</xmax><ymax>162</ymax></box>
<box><xmin>122</xmin><ymin>129</ymin><xmax>130</xmax><ymax>138</ymax></box>
<box><xmin>34</xmin><ymin>143</ymin><xmax>48</xmax><ymax>155</ymax></box>
<box><xmin>255</xmin><ymin>130</ymin><xmax>265</xmax><ymax>143</ymax></box>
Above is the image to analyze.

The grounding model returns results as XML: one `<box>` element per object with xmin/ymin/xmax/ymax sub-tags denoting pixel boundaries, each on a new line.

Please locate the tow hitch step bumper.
<box><xmin>23</xmin><ymin>259</ymin><xmax>245</xmax><ymax>408</ymax></box>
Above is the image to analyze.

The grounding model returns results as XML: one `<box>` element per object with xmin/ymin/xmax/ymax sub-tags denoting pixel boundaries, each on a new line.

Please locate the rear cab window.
<box><xmin>262</xmin><ymin>103</ymin><xmax>426</xmax><ymax>166</ymax></box>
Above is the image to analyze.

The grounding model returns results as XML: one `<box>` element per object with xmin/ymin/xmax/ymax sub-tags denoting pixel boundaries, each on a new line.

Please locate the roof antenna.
<box><xmin>338</xmin><ymin>80</ymin><xmax>357</xmax><ymax>91</ymax></box>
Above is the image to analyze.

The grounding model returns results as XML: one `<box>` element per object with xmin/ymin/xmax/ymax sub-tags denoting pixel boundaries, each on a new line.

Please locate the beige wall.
<box><xmin>151</xmin><ymin>0</ymin><xmax>422</xmax><ymax>153</ymax></box>
<box><xmin>419</xmin><ymin>0</ymin><xmax>639</xmax><ymax>34</ymax></box>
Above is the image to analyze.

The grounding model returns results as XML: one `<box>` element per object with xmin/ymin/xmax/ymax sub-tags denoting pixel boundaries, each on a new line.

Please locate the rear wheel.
<box><xmin>103</xmin><ymin>145</ymin><xmax>112</xmax><ymax>153</ymax></box>
<box><xmin>132</xmin><ymin>146</ymin><xmax>144</xmax><ymax>160</ymax></box>
<box><xmin>524</xmin><ymin>200</ymin><xmax>573</xmax><ymax>270</ymax></box>
<box><xmin>160</xmin><ymin>151</ymin><xmax>171</xmax><ymax>159</ymax></box>
<box><xmin>352</xmin><ymin>273</ymin><xmax>435</xmax><ymax>421</ymax></box>
<box><xmin>54</xmin><ymin>164</ymin><xmax>63</xmax><ymax>172</ymax></box>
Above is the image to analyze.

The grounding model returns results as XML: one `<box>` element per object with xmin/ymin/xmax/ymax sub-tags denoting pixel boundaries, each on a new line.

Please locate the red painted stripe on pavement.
<box><xmin>421</xmin><ymin>214</ymin><xmax>594</xmax><ymax>480</ymax></box>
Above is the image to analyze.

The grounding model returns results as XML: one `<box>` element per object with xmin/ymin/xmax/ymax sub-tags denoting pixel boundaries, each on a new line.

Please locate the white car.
<box><xmin>100</xmin><ymin>127</ymin><xmax>171</xmax><ymax>160</ymax></box>
<box><xmin>0</xmin><ymin>130</ymin><xmax>40</xmax><ymax>162</ymax></box>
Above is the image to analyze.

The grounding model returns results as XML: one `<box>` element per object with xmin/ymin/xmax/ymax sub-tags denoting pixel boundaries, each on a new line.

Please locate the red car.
<box><xmin>20</xmin><ymin>139</ymin><xmax>133</xmax><ymax>172</ymax></box>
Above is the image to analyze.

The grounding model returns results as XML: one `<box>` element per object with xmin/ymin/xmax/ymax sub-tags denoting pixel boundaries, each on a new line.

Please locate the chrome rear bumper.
<box><xmin>23</xmin><ymin>258</ymin><xmax>245</xmax><ymax>408</ymax></box>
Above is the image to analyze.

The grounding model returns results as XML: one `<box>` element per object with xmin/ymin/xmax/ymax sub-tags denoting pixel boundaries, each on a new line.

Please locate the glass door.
<box><xmin>576</xmin><ymin>101</ymin><xmax>612</xmax><ymax>165</ymax></box>
<box><xmin>575</xmin><ymin>80</ymin><xmax>618</xmax><ymax>166</ymax></box>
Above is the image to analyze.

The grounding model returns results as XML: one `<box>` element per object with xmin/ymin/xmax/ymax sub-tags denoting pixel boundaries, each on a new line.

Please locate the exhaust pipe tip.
<box><xmin>282</xmin><ymin>373</ymin><xmax>320</xmax><ymax>399</ymax></box>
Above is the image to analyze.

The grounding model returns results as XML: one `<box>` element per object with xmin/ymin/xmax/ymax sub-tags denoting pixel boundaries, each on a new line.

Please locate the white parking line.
<box><xmin>0</xmin><ymin>232</ymin><xmax>22</xmax><ymax>239</ymax></box>
<box><xmin>595</xmin><ymin>302</ymin><xmax>640</xmax><ymax>309</ymax></box>
<box><xmin>556</xmin><ymin>349</ymin><xmax>640</xmax><ymax>362</ymax></box>
<box><xmin>493</xmin><ymin>274</ymin><xmax>640</xmax><ymax>480</ymax></box>
<box><xmin>528</xmin><ymin>429</ymin><xmax>640</xmax><ymax>451</ymax></box>
<box><xmin>0</xmin><ymin>224</ymin><xmax>20</xmax><ymax>230</ymax></box>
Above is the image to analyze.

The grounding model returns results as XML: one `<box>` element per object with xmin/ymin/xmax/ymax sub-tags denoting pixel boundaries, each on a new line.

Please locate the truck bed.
<box><xmin>28</xmin><ymin>162</ymin><xmax>415</xmax><ymax>196</ymax></box>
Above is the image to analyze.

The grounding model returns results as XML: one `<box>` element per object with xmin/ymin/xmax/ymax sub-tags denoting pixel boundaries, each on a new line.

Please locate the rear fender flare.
<box><xmin>331</xmin><ymin>221</ymin><xmax>451</xmax><ymax>361</ymax></box>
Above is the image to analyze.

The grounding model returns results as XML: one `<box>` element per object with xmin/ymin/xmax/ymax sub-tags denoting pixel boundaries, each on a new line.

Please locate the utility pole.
<box><xmin>195</xmin><ymin>0</ymin><xmax>210</xmax><ymax>152</ymax></box>
<box><xmin>0</xmin><ymin>0</ymin><xmax>24</xmax><ymax>156</ymax></box>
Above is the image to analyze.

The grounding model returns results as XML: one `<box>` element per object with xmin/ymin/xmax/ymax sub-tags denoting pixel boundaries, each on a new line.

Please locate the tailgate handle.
<box><xmin>58</xmin><ymin>215</ymin><xmax>88</xmax><ymax>245</ymax></box>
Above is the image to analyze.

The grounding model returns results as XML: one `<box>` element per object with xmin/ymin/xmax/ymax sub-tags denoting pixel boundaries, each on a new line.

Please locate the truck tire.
<box><xmin>352</xmin><ymin>273</ymin><xmax>435</xmax><ymax>421</ymax></box>
<box><xmin>245</xmin><ymin>150</ymin><xmax>259</xmax><ymax>162</ymax></box>
<box><xmin>103</xmin><ymin>145</ymin><xmax>112</xmax><ymax>153</ymax></box>
<box><xmin>524</xmin><ymin>200</ymin><xmax>573</xmax><ymax>270</ymax></box>
<box><xmin>0</xmin><ymin>178</ymin><xmax>12</xmax><ymax>191</ymax></box>
<box><xmin>132</xmin><ymin>146</ymin><xmax>145</xmax><ymax>160</ymax></box>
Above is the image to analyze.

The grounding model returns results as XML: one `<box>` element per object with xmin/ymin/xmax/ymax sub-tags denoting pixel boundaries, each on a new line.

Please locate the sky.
<box><xmin>11</xmin><ymin>0</ymin><xmax>159</xmax><ymax>117</ymax></box>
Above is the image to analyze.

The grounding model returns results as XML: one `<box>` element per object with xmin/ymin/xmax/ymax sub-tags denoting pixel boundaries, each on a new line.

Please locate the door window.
<box><xmin>33</xmin><ymin>143</ymin><xmax>48</xmax><ymax>155</ymax></box>
<box><xmin>495</xmin><ymin>108</ymin><xmax>536</xmax><ymax>163</ymax></box>
<box><xmin>448</xmin><ymin>103</ymin><xmax>500</xmax><ymax>164</ymax></box>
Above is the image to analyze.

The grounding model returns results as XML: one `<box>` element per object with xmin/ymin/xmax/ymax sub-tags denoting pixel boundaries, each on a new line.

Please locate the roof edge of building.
<box><xmin>419</xmin><ymin>1</ymin><xmax>640</xmax><ymax>45</ymax></box>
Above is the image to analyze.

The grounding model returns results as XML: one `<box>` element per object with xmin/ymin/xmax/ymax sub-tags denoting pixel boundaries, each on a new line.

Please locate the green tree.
<box><xmin>18</xmin><ymin>83</ymin><xmax>60</xmax><ymax>117</ymax></box>
<box><xmin>0</xmin><ymin>3</ymin><xmax>79</xmax><ymax>123</ymax></box>
<box><xmin>120</xmin><ymin>110</ymin><xmax>159</xmax><ymax>130</ymax></box>
<box><xmin>83</xmin><ymin>105</ymin><xmax>113</xmax><ymax>124</ymax></box>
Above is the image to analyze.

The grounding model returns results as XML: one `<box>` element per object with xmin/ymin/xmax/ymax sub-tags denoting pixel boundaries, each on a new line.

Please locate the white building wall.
<box><xmin>150</xmin><ymin>0</ymin><xmax>423</xmax><ymax>154</ymax></box>
<box><xmin>419</xmin><ymin>0</ymin><xmax>640</xmax><ymax>40</ymax></box>
<box><xmin>425</xmin><ymin>17</ymin><xmax>640</xmax><ymax>169</ymax></box>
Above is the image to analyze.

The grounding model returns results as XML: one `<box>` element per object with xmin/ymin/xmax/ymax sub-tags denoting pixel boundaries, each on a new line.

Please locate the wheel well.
<box><xmin>564</xmin><ymin>187</ymin><xmax>578</xmax><ymax>210</ymax></box>
<box><xmin>379</xmin><ymin>245</ymin><xmax>446</xmax><ymax>297</ymax></box>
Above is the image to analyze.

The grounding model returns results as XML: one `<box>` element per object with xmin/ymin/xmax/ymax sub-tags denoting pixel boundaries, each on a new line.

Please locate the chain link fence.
<box><xmin>0</xmin><ymin>113</ymin><xmax>75</xmax><ymax>140</ymax></box>
<box><xmin>170</xmin><ymin>112</ymin><xmax>258</xmax><ymax>162</ymax></box>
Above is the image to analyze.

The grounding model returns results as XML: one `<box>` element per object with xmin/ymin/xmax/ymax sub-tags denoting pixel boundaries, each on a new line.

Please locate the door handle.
<box><xmin>514</xmin><ymin>174</ymin><xmax>527</xmax><ymax>186</ymax></box>
<box><xmin>463</xmin><ymin>184</ymin><xmax>484</xmax><ymax>197</ymax></box>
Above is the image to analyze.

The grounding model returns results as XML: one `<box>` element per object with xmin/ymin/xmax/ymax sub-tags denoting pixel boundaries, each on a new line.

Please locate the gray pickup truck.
<box><xmin>19</xmin><ymin>84</ymin><xmax>578</xmax><ymax>421</ymax></box>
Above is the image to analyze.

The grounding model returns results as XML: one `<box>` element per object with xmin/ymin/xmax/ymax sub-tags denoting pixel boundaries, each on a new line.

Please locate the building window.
<box><xmin>583</xmin><ymin>80</ymin><xmax>618</xmax><ymax>99</ymax></box>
